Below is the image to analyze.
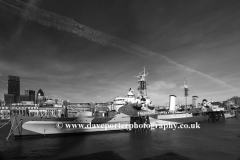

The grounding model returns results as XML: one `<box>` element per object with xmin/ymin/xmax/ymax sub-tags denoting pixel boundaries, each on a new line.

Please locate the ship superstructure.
<box><xmin>113</xmin><ymin>67</ymin><xmax>153</xmax><ymax>111</ymax></box>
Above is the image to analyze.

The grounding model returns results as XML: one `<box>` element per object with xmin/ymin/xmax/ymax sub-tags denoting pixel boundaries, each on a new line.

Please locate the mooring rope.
<box><xmin>5</xmin><ymin>117</ymin><xmax>22</xmax><ymax>141</ymax></box>
<box><xmin>0</xmin><ymin>119</ymin><xmax>11</xmax><ymax>129</ymax></box>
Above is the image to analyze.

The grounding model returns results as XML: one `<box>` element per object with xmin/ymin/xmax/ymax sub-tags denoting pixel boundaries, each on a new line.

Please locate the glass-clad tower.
<box><xmin>8</xmin><ymin>75</ymin><xmax>20</xmax><ymax>103</ymax></box>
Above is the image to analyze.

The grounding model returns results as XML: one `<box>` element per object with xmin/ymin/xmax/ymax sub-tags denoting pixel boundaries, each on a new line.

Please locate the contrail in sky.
<box><xmin>0</xmin><ymin>0</ymin><xmax>237</xmax><ymax>90</ymax></box>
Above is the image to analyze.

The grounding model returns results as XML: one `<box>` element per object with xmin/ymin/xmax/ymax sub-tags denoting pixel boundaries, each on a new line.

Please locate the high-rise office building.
<box><xmin>36</xmin><ymin>89</ymin><xmax>45</xmax><ymax>104</ymax></box>
<box><xmin>8</xmin><ymin>75</ymin><xmax>20</xmax><ymax>103</ymax></box>
<box><xmin>25</xmin><ymin>89</ymin><xmax>36</xmax><ymax>103</ymax></box>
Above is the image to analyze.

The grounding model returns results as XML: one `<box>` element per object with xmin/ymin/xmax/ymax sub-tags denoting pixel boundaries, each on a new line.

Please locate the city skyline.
<box><xmin>1</xmin><ymin>0</ymin><xmax>240</xmax><ymax>105</ymax></box>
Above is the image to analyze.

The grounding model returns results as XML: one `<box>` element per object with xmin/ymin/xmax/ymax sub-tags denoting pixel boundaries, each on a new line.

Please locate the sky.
<box><xmin>0</xmin><ymin>0</ymin><xmax>240</xmax><ymax>105</ymax></box>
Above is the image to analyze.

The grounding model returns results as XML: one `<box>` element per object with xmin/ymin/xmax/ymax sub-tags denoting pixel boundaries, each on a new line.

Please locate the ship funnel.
<box><xmin>169</xmin><ymin>95</ymin><xmax>176</xmax><ymax>111</ymax></box>
<box><xmin>192</xmin><ymin>96</ymin><xmax>198</xmax><ymax>108</ymax></box>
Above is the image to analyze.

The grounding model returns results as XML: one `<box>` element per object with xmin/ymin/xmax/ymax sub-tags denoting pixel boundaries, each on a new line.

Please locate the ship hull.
<box><xmin>10</xmin><ymin>113</ymin><xmax>210</xmax><ymax>137</ymax></box>
<box><xmin>10</xmin><ymin>114</ymin><xmax>131</xmax><ymax>137</ymax></box>
<box><xmin>224</xmin><ymin>112</ymin><xmax>236</xmax><ymax>119</ymax></box>
<box><xmin>152</xmin><ymin>113</ymin><xmax>209</xmax><ymax>125</ymax></box>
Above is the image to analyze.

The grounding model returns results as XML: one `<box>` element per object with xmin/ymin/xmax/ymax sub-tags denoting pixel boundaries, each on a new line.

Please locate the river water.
<box><xmin>0</xmin><ymin>118</ymin><xmax>240</xmax><ymax>160</ymax></box>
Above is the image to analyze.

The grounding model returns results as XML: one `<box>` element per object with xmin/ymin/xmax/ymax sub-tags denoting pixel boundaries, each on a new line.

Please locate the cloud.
<box><xmin>148</xmin><ymin>81</ymin><xmax>176</xmax><ymax>91</ymax></box>
<box><xmin>49</xmin><ymin>94</ymin><xmax>63</xmax><ymax>99</ymax></box>
<box><xmin>0</xmin><ymin>0</ymin><xmax>236</xmax><ymax>91</ymax></box>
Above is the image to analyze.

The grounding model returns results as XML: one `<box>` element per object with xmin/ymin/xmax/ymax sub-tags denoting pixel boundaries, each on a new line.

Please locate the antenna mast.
<box><xmin>134</xmin><ymin>67</ymin><xmax>148</xmax><ymax>97</ymax></box>
<box><xmin>180</xmin><ymin>79</ymin><xmax>192</xmax><ymax>109</ymax></box>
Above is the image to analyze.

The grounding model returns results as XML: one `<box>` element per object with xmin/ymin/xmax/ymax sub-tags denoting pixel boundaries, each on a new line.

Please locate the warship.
<box><xmin>7</xmin><ymin>68</ymin><xmax>159</xmax><ymax>137</ymax></box>
<box><xmin>5</xmin><ymin>67</ymin><xmax>228</xmax><ymax>138</ymax></box>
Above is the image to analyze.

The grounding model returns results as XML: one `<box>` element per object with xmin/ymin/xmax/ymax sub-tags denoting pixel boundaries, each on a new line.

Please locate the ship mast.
<box><xmin>134</xmin><ymin>67</ymin><xmax>148</xmax><ymax>97</ymax></box>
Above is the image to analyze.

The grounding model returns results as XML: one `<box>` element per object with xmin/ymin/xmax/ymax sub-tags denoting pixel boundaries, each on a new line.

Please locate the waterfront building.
<box><xmin>4</xmin><ymin>94</ymin><xmax>14</xmax><ymax>105</ymax></box>
<box><xmin>42</xmin><ymin>98</ymin><xmax>63</xmax><ymax>108</ymax></box>
<box><xmin>8</xmin><ymin>75</ymin><xmax>20</xmax><ymax>103</ymax></box>
<box><xmin>7</xmin><ymin>103</ymin><xmax>63</xmax><ymax>118</ymax></box>
<box><xmin>67</xmin><ymin>103</ymin><xmax>90</xmax><ymax>117</ymax></box>
<box><xmin>18</xmin><ymin>95</ymin><xmax>30</xmax><ymax>102</ymax></box>
<box><xmin>0</xmin><ymin>106</ymin><xmax>10</xmax><ymax>119</ymax></box>
<box><xmin>20</xmin><ymin>101</ymin><xmax>34</xmax><ymax>105</ymax></box>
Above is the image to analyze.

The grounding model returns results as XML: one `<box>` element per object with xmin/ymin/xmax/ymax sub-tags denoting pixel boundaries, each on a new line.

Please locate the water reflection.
<box><xmin>0</xmin><ymin>118</ymin><xmax>240</xmax><ymax>160</ymax></box>
<box><xmin>59</xmin><ymin>150</ymin><xmax>125</xmax><ymax>160</ymax></box>
<box><xmin>142</xmin><ymin>152</ymin><xmax>193</xmax><ymax>160</ymax></box>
